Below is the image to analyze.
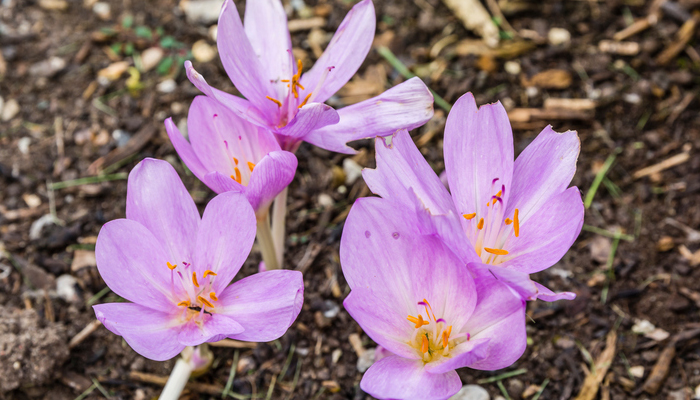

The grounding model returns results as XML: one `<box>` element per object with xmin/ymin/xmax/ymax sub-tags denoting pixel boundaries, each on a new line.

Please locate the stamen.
<box><xmin>192</xmin><ymin>272</ymin><xmax>199</xmax><ymax>288</ymax></box>
<box><xmin>421</xmin><ymin>335</ymin><xmax>429</xmax><ymax>353</ymax></box>
<box><xmin>420</xmin><ymin>299</ymin><xmax>437</xmax><ymax>321</ymax></box>
<box><xmin>167</xmin><ymin>262</ymin><xmax>177</xmax><ymax>270</ymax></box>
<box><xmin>477</xmin><ymin>218</ymin><xmax>484</xmax><ymax>230</ymax></box>
<box><xmin>296</xmin><ymin>59</ymin><xmax>303</xmax><ymax>75</ymax></box>
<box><xmin>198</xmin><ymin>295</ymin><xmax>214</xmax><ymax>308</ymax></box>
<box><xmin>514</xmin><ymin>208</ymin><xmax>520</xmax><ymax>237</ymax></box>
<box><xmin>442</xmin><ymin>331</ymin><xmax>449</xmax><ymax>347</ymax></box>
<box><xmin>209</xmin><ymin>292</ymin><xmax>218</xmax><ymax>301</ymax></box>
<box><xmin>297</xmin><ymin>83</ymin><xmax>305</xmax><ymax>90</ymax></box>
<box><xmin>298</xmin><ymin>93</ymin><xmax>312</xmax><ymax>109</ymax></box>
<box><xmin>484</xmin><ymin>248</ymin><xmax>509</xmax><ymax>255</ymax></box>
<box><xmin>203</xmin><ymin>270</ymin><xmax>217</xmax><ymax>278</ymax></box>
<box><xmin>233</xmin><ymin>157</ymin><xmax>239</xmax><ymax>165</ymax></box>
<box><xmin>233</xmin><ymin>167</ymin><xmax>242</xmax><ymax>183</ymax></box>
<box><xmin>463</xmin><ymin>213</ymin><xmax>476</xmax><ymax>220</ymax></box>
<box><xmin>247</xmin><ymin>161</ymin><xmax>255</xmax><ymax>172</ymax></box>
<box><xmin>266</xmin><ymin>96</ymin><xmax>282</xmax><ymax>107</ymax></box>
<box><xmin>407</xmin><ymin>314</ymin><xmax>429</xmax><ymax>328</ymax></box>
<box><xmin>281</xmin><ymin>79</ymin><xmax>290</xmax><ymax>83</ymax></box>
<box><xmin>177</xmin><ymin>300</ymin><xmax>190</xmax><ymax>307</ymax></box>
<box><xmin>505</xmin><ymin>218</ymin><xmax>512</xmax><ymax>225</ymax></box>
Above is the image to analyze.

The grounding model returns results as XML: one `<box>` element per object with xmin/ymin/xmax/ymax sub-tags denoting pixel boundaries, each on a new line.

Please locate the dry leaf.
<box><xmin>71</xmin><ymin>250</ymin><xmax>96</xmax><ymax>272</ymax></box>
<box><xmin>337</xmin><ymin>64</ymin><xmax>387</xmax><ymax>105</ymax></box>
<box><xmin>441</xmin><ymin>0</ymin><xmax>499</xmax><ymax>47</ymax></box>
<box><xmin>521</xmin><ymin>69</ymin><xmax>572</xmax><ymax>89</ymax></box>
<box><xmin>574</xmin><ymin>330</ymin><xmax>617</xmax><ymax>400</ymax></box>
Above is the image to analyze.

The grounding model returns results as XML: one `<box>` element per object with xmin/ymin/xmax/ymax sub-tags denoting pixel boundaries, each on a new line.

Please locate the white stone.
<box><xmin>318</xmin><ymin>193</ymin><xmax>333</xmax><ymax>208</ymax></box>
<box><xmin>56</xmin><ymin>274</ymin><xmax>79</xmax><ymax>303</ymax></box>
<box><xmin>17</xmin><ymin>137</ymin><xmax>31</xmax><ymax>154</ymax></box>
<box><xmin>548</xmin><ymin>27</ymin><xmax>571</xmax><ymax>46</ymax></box>
<box><xmin>92</xmin><ymin>2</ymin><xmax>111</xmax><ymax>20</ymax></box>
<box><xmin>356</xmin><ymin>348</ymin><xmax>376</xmax><ymax>372</ymax></box>
<box><xmin>1</xmin><ymin>99</ymin><xmax>20</xmax><ymax>121</ymax></box>
<box><xmin>631</xmin><ymin>319</ymin><xmax>655</xmax><ymax>335</ymax></box>
<box><xmin>157</xmin><ymin>79</ymin><xmax>177</xmax><ymax>93</ymax></box>
<box><xmin>629</xmin><ymin>365</ymin><xmax>644</xmax><ymax>378</ymax></box>
<box><xmin>29</xmin><ymin>56</ymin><xmax>66</xmax><ymax>77</ymax></box>
<box><xmin>192</xmin><ymin>40</ymin><xmax>217</xmax><ymax>63</ymax></box>
<box><xmin>180</xmin><ymin>0</ymin><xmax>225</xmax><ymax>25</ymax></box>
<box><xmin>504</xmin><ymin>61</ymin><xmax>521</xmax><ymax>75</ymax></box>
<box><xmin>209</xmin><ymin>24</ymin><xmax>218</xmax><ymax>42</ymax></box>
<box><xmin>343</xmin><ymin>158</ymin><xmax>362</xmax><ymax>185</ymax></box>
<box><xmin>449</xmin><ymin>384</ymin><xmax>490</xmax><ymax>400</ymax></box>
<box><xmin>141</xmin><ymin>47</ymin><xmax>164</xmax><ymax>72</ymax></box>
<box><xmin>624</xmin><ymin>93</ymin><xmax>641</xmax><ymax>104</ymax></box>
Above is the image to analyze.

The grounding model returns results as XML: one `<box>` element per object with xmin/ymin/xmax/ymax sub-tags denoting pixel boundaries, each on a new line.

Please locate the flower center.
<box><xmin>462</xmin><ymin>178</ymin><xmax>520</xmax><ymax>265</ymax></box>
<box><xmin>221</xmin><ymin>137</ymin><xmax>256</xmax><ymax>186</ymax></box>
<box><xmin>406</xmin><ymin>299</ymin><xmax>467</xmax><ymax>363</ymax></box>
<box><xmin>167</xmin><ymin>261</ymin><xmax>219</xmax><ymax>314</ymax></box>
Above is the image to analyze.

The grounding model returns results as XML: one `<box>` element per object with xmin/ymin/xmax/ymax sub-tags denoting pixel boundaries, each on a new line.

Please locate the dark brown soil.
<box><xmin>1</xmin><ymin>0</ymin><xmax>699</xmax><ymax>399</ymax></box>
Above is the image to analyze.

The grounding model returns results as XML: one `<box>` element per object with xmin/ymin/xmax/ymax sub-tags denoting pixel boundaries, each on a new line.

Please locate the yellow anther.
<box><xmin>505</xmin><ymin>218</ymin><xmax>512</xmax><ymax>225</ymax></box>
<box><xmin>484</xmin><ymin>248</ymin><xmax>509</xmax><ymax>255</ymax></box>
<box><xmin>209</xmin><ymin>292</ymin><xmax>218</xmax><ymax>301</ymax></box>
<box><xmin>232</xmin><ymin>167</ymin><xmax>242</xmax><ymax>184</ymax></box>
<box><xmin>247</xmin><ymin>161</ymin><xmax>255</xmax><ymax>172</ymax></box>
<box><xmin>233</xmin><ymin>157</ymin><xmax>239</xmax><ymax>165</ymax></box>
<box><xmin>463</xmin><ymin>213</ymin><xmax>476</xmax><ymax>220</ymax></box>
<box><xmin>192</xmin><ymin>272</ymin><xmax>199</xmax><ymax>288</ymax></box>
<box><xmin>177</xmin><ymin>300</ymin><xmax>190</xmax><ymax>307</ymax></box>
<box><xmin>421</xmin><ymin>299</ymin><xmax>436</xmax><ymax>321</ymax></box>
<box><xmin>203</xmin><ymin>270</ymin><xmax>217</xmax><ymax>278</ymax></box>
<box><xmin>167</xmin><ymin>262</ymin><xmax>177</xmax><ymax>270</ymax></box>
<box><xmin>407</xmin><ymin>314</ymin><xmax>429</xmax><ymax>329</ymax></box>
<box><xmin>266</xmin><ymin>96</ymin><xmax>282</xmax><ymax>107</ymax></box>
<box><xmin>514</xmin><ymin>208</ymin><xmax>520</xmax><ymax>237</ymax></box>
<box><xmin>198</xmin><ymin>295</ymin><xmax>214</xmax><ymax>308</ymax></box>
<box><xmin>477</xmin><ymin>218</ymin><xmax>484</xmax><ymax>230</ymax></box>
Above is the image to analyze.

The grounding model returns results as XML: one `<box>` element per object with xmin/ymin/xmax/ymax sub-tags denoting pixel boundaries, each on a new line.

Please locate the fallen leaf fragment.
<box><xmin>574</xmin><ymin>330</ymin><xmax>617</xmax><ymax>400</ymax></box>
<box><xmin>441</xmin><ymin>0</ymin><xmax>499</xmax><ymax>47</ymax></box>
<box><xmin>641</xmin><ymin>343</ymin><xmax>674</xmax><ymax>395</ymax></box>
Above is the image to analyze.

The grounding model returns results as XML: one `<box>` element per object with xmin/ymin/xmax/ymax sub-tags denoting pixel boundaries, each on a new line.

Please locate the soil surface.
<box><xmin>1</xmin><ymin>0</ymin><xmax>700</xmax><ymax>399</ymax></box>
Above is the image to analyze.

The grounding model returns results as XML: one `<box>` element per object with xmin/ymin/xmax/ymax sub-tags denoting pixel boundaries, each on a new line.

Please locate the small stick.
<box><xmin>127</xmin><ymin>371</ymin><xmax>224</xmax><ymax>395</ymax></box>
<box><xmin>209</xmin><ymin>339</ymin><xmax>257</xmax><ymax>349</ymax></box>
<box><xmin>633</xmin><ymin>152</ymin><xmax>690</xmax><ymax>179</ymax></box>
<box><xmin>69</xmin><ymin>320</ymin><xmax>102</xmax><ymax>349</ymax></box>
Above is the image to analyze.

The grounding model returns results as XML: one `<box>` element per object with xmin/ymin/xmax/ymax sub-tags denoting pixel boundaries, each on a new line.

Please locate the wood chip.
<box><xmin>71</xmin><ymin>250</ymin><xmax>96</xmax><ymax>272</ymax></box>
<box><xmin>641</xmin><ymin>343</ymin><xmax>674</xmax><ymax>395</ymax></box>
<box><xmin>68</xmin><ymin>319</ymin><xmax>102</xmax><ymax>349</ymax></box>
<box><xmin>441</xmin><ymin>0</ymin><xmax>499</xmax><ymax>47</ymax></box>
<box><xmin>455</xmin><ymin>39</ymin><xmax>535</xmax><ymax>59</ymax></box>
<box><xmin>632</xmin><ymin>151</ymin><xmax>690</xmax><ymax>179</ymax></box>
<box><xmin>544</xmin><ymin>98</ymin><xmax>596</xmax><ymax>111</ymax></box>
<box><xmin>678</xmin><ymin>245</ymin><xmax>700</xmax><ymax>266</ymax></box>
<box><xmin>87</xmin><ymin>125</ymin><xmax>156</xmax><ymax>174</ymax></box>
<box><xmin>574</xmin><ymin>330</ymin><xmax>617</xmax><ymax>400</ymax></box>
<box><xmin>679</xmin><ymin>287</ymin><xmax>700</xmax><ymax>308</ymax></box>
<box><xmin>348</xmin><ymin>333</ymin><xmax>366</xmax><ymax>356</ymax></box>
<box><xmin>508</xmin><ymin>107</ymin><xmax>593</xmax><ymax>122</ymax></box>
<box><xmin>209</xmin><ymin>339</ymin><xmax>257</xmax><ymax>349</ymax></box>
<box><xmin>656</xmin><ymin>12</ymin><xmax>699</xmax><ymax>65</ymax></box>
<box><xmin>598</xmin><ymin>40</ymin><xmax>640</xmax><ymax>55</ymax></box>
<box><xmin>287</xmin><ymin>17</ymin><xmax>326</xmax><ymax>32</ymax></box>
<box><xmin>521</xmin><ymin>69</ymin><xmax>572</xmax><ymax>89</ymax></box>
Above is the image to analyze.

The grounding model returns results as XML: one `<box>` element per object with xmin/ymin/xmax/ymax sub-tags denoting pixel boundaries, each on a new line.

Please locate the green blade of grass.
<box><xmin>49</xmin><ymin>173</ymin><xmax>128</xmax><ymax>190</ymax></box>
<box><xmin>496</xmin><ymin>380</ymin><xmax>512</xmax><ymax>400</ymax></box>
<box><xmin>582</xmin><ymin>224</ymin><xmax>634</xmax><ymax>242</ymax></box>
<box><xmin>222</xmin><ymin>350</ymin><xmax>239</xmax><ymax>398</ymax></box>
<box><xmin>376</xmin><ymin>46</ymin><xmax>452</xmax><ymax>112</ymax></box>
<box><xmin>531</xmin><ymin>379</ymin><xmax>549</xmax><ymax>400</ymax></box>
<box><xmin>476</xmin><ymin>368</ymin><xmax>528</xmax><ymax>384</ymax></box>
<box><xmin>584</xmin><ymin>149</ymin><xmax>620</xmax><ymax>209</ymax></box>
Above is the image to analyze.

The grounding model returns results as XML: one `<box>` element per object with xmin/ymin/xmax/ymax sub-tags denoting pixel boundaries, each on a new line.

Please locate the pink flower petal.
<box><xmin>177</xmin><ymin>313</ymin><xmax>244</xmax><ymax>347</ymax></box>
<box><xmin>298</xmin><ymin>0</ymin><xmax>376</xmax><ymax>104</ymax></box>
<box><xmin>303</xmin><ymin>78</ymin><xmax>434</xmax><ymax>153</ymax></box>
<box><xmin>165</xmin><ymin>117</ymin><xmax>209</xmax><ymax>183</ymax></box>
<box><xmin>125</xmin><ymin>159</ymin><xmax>200</xmax><ymax>266</ymax></box>
<box><xmin>216</xmin><ymin>270</ymin><xmax>304</xmax><ymax>342</ymax></box>
<box><xmin>360</xmin><ymin>355</ymin><xmax>462</xmax><ymax>400</ymax></box>
<box><xmin>276</xmin><ymin>102</ymin><xmax>339</xmax><ymax>140</ymax></box>
<box><xmin>423</xmin><ymin>338</ymin><xmax>490</xmax><ymax>374</ymax></box>
<box><xmin>534</xmin><ymin>282</ymin><xmax>576</xmax><ymax>301</ymax></box>
<box><xmin>245</xmin><ymin>150</ymin><xmax>297</xmax><ymax>215</ymax></box>
<box><xmin>93</xmin><ymin>302</ymin><xmax>184</xmax><ymax>361</ymax></box>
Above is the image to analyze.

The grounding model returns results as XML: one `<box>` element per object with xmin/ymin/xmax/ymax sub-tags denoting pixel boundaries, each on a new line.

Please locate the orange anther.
<box><xmin>167</xmin><ymin>262</ymin><xmax>177</xmax><ymax>270</ymax></box>
<box><xmin>477</xmin><ymin>218</ymin><xmax>484</xmax><ymax>230</ymax></box>
<box><xmin>198</xmin><ymin>295</ymin><xmax>214</xmax><ymax>308</ymax></box>
<box><xmin>496</xmin><ymin>190</ymin><xmax>502</xmax><ymax>197</ymax></box>
<box><xmin>463</xmin><ymin>213</ymin><xmax>476</xmax><ymax>220</ymax></box>
<box><xmin>266</xmin><ymin>96</ymin><xmax>282</xmax><ymax>107</ymax></box>
<box><xmin>233</xmin><ymin>167</ymin><xmax>242</xmax><ymax>184</ymax></box>
<box><xmin>484</xmin><ymin>247</ymin><xmax>509</xmax><ymax>255</ymax></box>
<box><xmin>177</xmin><ymin>300</ymin><xmax>190</xmax><ymax>307</ymax></box>
<box><xmin>192</xmin><ymin>272</ymin><xmax>199</xmax><ymax>288</ymax></box>
<box><xmin>442</xmin><ymin>331</ymin><xmax>449</xmax><ymax>348</ymax></box>
<box><xmin>233</xmin><ymin>157</ymin><xmax>239</xmax><ymax>165</ymax></box>
<box><xmin>247</xmin><ymin>161</ymin><xmax>255</xmax><ymax>172</ymax></box>
<box><xmin>514</xmin><ymin>209</ymin><xmax>520</xmax><ymax>237</ymax></box>
<box><xmin>203</xmin><ymin>270</ymin><xmax>217</xmax><ymax>278</ymax></box>
<box><xmin>298</xmin><ymin>93</ymin><xmax>312</xmax><ymax>109</ymax></box>
<box><xmin>407</xmin><ymin>314</ymin><xmax>429</xmax><ymax>329</ymax></box>
<box><xmin>421</xmin><ymin>335</ymin><xmax>430</xmax><ymax>353</ymax></box>
<box><xmin>209</xmin><ymin>292</ymin><xmax>218</xmax><ymax>301</ymax></box>
<box><xmin>421</xmin><ymin>299</ymin><xmax>436</xmax><ymax>321</ymax></box>
<box><xmin>281</xmin><ymin>79</ymin><xmax>290</xmax><ymax>83</ymax></box>
<box><xmin>505</xmin><ymin>218</ymin><xmax>512</xmax><ymax>225</ymax></box>
<box><xmin>296</xmin><ymin>59</ymin><xmax>303</xmax><ymax>75</ymax></box>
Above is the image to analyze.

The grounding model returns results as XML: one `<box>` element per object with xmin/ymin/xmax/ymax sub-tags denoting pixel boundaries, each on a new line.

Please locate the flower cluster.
<box><xmin>90</xmin><ymin>0</ymin><xmax>583</xmax><ymax>398</ymax></box>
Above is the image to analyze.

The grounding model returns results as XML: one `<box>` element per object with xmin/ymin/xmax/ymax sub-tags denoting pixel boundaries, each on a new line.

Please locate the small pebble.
<box><xmin>157</xmin><ymin>79</ymin><xmax>177</xmax><ymax>93</ymax></box>
<box><xmin>112</xmin><ymin>129</ymin><xmax>131</xmax><ymax>147</ymax></box>
<box><xmin>97</xmin><ymin>61</ymin><xmax>129</xmax><ymax>85</ymax></box>
<box><xmin>356</xmin><ymin>348</ymin><xmax>375</xmax><ymax>373</ymax></box>
<box><xmin>623</xmin><ymin>93</ymin><xmax>641</xmax><ymax>104</ymax></box>
<box><xmin>504</xmin><ymin>61</ymin><xmax>521</xmax><ymax>75</ymax></box>
<box><xmin>632</xmin><ymin>319</ymin><xmax>655</xmax><ymax>335</ymax></box>
<box><xmin>449</xmin><ymin>384</ymin><xmax>490</xmax><ymax>400</ymax></box>
<box><xmin>209</xmin><ymin>24</ymin><xmax>218</xmax><ymax>42</ymax></box>
<box><xmin>17</xmin><ymin>137</ymin><xmax>31</xmax><ymax>154</ymax></box>
<box><xmin>181</xmin><ymin>0</ymin><xmax>225</xmax><ymax>24</ymax></box>
<box><xmin>526</xmin><ymin>86</ymin><xmax>538</xmax><ymax>98</ymax></box>
<box><xmin>56</xmin><ymin>274</ymin><xmax>79</xmax><ymax>303</ymax></box>
<box><xmin>39</xmin><ymin>0</ymin><xmax>68</xmax><ymax>10</ymax></box>
<box><xmin>1</xmin><ymin>98</ymin><xmax>19</xmax><ymax>121</ymax></box>
<box><xmin>192</xmin><ymin>40</ymin><xmax>217</xmax><ymax>63</ymax></box>
<box><xmin>343</xmin><ymin>158</ymin><xmax>362</xmax><ymax>185</ymax></box>
<box><xmin>322</xmin><ymin>300</ymin><xmax>340</xmax><ymax>318</ymax></box>
<box><xmin>140</xmin><ymin>47</ymin><xmax>164</xmax><ymax>72</ymax></box>
<box><xmin>331</xmin><ymin>349</ymin><xmax>342</xmax><ymax>364</ymax></box>
<box><xmin>318</xmin><ymin>193</ymin><xmax>334</xmax><ymax>208</ymax></box>
<box><xmin>92</xmin><ymin>2</ymin><xmax>111</xmax><ymax>20</ymax></box>
<box><xmin>29</xmin><ymin>57</ymin><xmax>67</xmax><ymax>78</ymax></box>
<box><xmin>629</xmin><ymin>365</ymin><xmax>644</xmax><ymax>378</ymax></box>
<box><xmin>548</xmin><ymin>27</ymin><xmax>571</xmax><ymax>46</ymax></box>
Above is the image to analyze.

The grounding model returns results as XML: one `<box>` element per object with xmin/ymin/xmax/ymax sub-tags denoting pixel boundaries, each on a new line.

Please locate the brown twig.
<box><xmin>127</xmin><ymin>371</ymin><xmax>224</xmax><ymax>395</ymax></box>
<box><xmin>68</xmin><ymin>320</ymin><xmax>102</xmax><ymax>349</ymax></box>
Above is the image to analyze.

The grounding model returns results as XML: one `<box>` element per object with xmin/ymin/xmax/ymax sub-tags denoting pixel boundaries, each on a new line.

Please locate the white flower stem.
<box><xmin>159</xmin><ymin>356</ymin><xmax>193</xmax><ymax>400</ymax></box>
<box><xmin>271</xmin><ymin>186</ymin><xmax>288</xmax><ymax>268</ymax></box>
<box><xmin>256</xmin><ymin>213</ymin><xmax>279</xmax><ymax>270</ymax></box>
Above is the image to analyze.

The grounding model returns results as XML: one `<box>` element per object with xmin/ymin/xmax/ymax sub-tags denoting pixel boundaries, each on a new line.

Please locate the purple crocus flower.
<box><xmin>185</xmin><ymin>0</ymin><xmax>434</xmax><ymax>153</ymax></box>
<box><xmin>93</xmin><ymin>158</ymin><xmax>303</xmax><ymax>361</ymax></box>
<box><xmin>363</xmin><ymin>92</ymin><xmax>584</xmax><ymax>301</ymax></box>
<box><xmin>340</xmin><ymin>198</ymin><xmax>526</xmax><ymax>400</ymax></box>
<box><xmin>165</xmin><ymin>96</ymin><xmax>297</xmax><ymax>218</ymax></box>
